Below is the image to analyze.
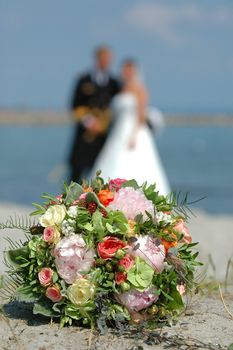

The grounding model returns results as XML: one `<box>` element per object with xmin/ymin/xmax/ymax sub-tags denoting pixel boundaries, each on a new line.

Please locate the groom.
<box><xmin>69</xmin><ymin>46</ymin><xmax>121</xmax><ymax>182</ymax></box>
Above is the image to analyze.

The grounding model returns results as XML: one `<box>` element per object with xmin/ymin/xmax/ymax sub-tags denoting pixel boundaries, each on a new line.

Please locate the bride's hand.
<box><xmin>128</xmin><ymin>137</ymin><xmax>136</xmax><ymax>149</ymax></box>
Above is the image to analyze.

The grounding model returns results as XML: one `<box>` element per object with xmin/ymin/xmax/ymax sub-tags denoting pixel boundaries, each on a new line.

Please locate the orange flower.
<box><xmin>161</xmin><ymin>233</ymin><xmax>178</xmax><ymax>253</ymax></box>
<box><xmin>98</xmin><ymin>189</ymin><xmax>114</xmax><ymax>206</ymax></box>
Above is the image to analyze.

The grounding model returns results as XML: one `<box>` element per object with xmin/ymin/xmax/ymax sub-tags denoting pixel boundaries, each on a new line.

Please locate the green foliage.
<box><xmin>6</xmin><ymin>246</ymin><xmax>29</xmax><ymax>267</ymax></box>
<box><xmin>127</xmin><ymin>257</ymin><xmax>154</xmax><ymax>291</ymax></box>
<box><xmin>33</xmin><ymin>299</ymin><xmax>60</xmax><ymax>317</ymax></box>
<box><xmin>92</xmin><ymin>211</ymin><xmax>105</xmax><ymax>242</ymax></box>
<box><xmin>15</xmin><ymin>285</ymin><xmax>39</xmax><ymax>302</ymax></box>
<box><xmin>168</xmin><ymin>191</ymin><xmax>205</xmax><ymax>218</ymax></box>
<box><xmin>103</xmin><ymin>211</ymin><xmax>128</xmax><ymax>236</ymax></box>
<box><xmin>121</xmin><ymin>179</ymin><xmax>139</xmax><ymax>189</ymax></box>
<box><xmin>64</xmin><ymin>182</ymin><xmax>84</xmax><ymax>206</ymax></box>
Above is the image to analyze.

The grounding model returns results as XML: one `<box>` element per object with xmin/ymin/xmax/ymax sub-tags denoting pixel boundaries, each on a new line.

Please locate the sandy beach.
<box><xmin>0</xmin><ymin>202</ymin><xmax>233</xmax><ymax>349</ymax></box>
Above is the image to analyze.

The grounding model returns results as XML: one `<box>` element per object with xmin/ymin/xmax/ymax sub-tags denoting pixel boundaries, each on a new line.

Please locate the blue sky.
<box><xmin>1</xmin><ymin>0</ymin><xmax>233</xmax><ymax>112</ymax></box>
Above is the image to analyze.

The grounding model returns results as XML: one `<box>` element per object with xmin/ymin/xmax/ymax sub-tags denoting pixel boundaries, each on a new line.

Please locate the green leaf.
<box><xmin>52</xmin><ymin>272</ymin><xmax>58</xmax><ymax>283</ymax></box>
<box><xmin>127</xmin><ymin>257</ymin><xmax>154</xmax><ymax>291</ymax></box>
<box><xmin>33</xmin><ymin>300</ymin><xmax>60</xmax><ymax>317</ymax></box>
<box><xmin>15</xmin><ymin>285</ymin><xmax>39</xmax><ymax>302</ymax></box>
<box><xmin>85</xmin><ymin>192</ymin><xmax>105</xmax><ymax>209</ymax></box>
<box><xmin>228</xmin><ymin>344</ymin><xmax>233</xmax><ymax>350</ymax></box>
<box><xmin>81</xmin><ymin>222</ymin><xmax>94</xmax><ymax>232</ymax></box>
<box><xmin>121</xmin><ymin>179</ymin><xmax>139</xmax><ymax>190</ymax></box>
<box><xmin>92</xmin><ymin>211</ymin><xmax>105</xmax><ymax>241</ymax></box>
<box><xmin>30</xmin><ymin>203</ymin><xmax>46</xmax><ymax>216</ymax></box>
<box><xmin>6</xmin><ymin>246</ymin><xmax>29</xmax><ymax>267</ymax></box>
<box><xmin>65</xmin><ymin>182</ymin><xmax>84</xmax><ymax>206</ymax></box>
<box><xmin>0</xmin><ymin>275</ymin><xmax>3</xmax><ymax>289</ymax></box>
<box><xmin>167</xmin><ymin>289</ymin><xmax>184</xmax><ymax>310</ymax></box>
<box><xmin>105</xmin><ymin>223</ymin><xmax>118</xmax><ymax>234</ymax></box>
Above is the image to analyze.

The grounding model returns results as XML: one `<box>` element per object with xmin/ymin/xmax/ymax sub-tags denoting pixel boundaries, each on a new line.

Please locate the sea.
<box><xmin>0</xmin><ymin>123</ymin><xmax>233</xmax><ymax>215</ymax></box>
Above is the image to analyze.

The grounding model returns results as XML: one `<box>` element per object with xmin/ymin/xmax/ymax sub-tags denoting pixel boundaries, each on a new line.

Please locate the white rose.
<box><xmin>40</xmin><ymin>204</ymin><xmax>66</xmax><ymax>227</ymax></box>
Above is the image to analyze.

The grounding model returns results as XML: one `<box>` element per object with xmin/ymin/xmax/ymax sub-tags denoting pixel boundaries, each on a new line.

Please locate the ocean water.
<box><xmin>0</xmin><ymin>124</ymin><xmax>232</xmax><ymax>214</ymax></box>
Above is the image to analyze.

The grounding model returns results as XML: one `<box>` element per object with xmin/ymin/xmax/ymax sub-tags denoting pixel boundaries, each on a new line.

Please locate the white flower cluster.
<box><xmin>61</xmin><ymin>218</ymin><xmax>76</xmax><ymax>236</ymax></box>
<box><xmin>67</xmin><ymin>205</ymin><xmax>78</xmax><ymax>218</ymax></box>
<box><xmin>155</xmin><ymin>211</ymin><xmax>172</xmax><ymax>225</ymax></box>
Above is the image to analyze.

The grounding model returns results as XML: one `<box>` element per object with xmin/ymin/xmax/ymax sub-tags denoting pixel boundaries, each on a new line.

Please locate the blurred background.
<box><xmin>1</xmin><ymin>0</ymin><xmax>233</xmax><ymax>214</ymax></box>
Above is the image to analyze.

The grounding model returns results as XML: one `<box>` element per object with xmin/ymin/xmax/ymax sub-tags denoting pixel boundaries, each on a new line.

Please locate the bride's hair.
<box><xmin>121</xmin><ymin>58</ymin><xmax>137</xmax><ymax>67</ymax></box>
<box><xmin>121</xmin><ymin>58</ymin><xmax>145</xmax><ymax>83</ymax></box>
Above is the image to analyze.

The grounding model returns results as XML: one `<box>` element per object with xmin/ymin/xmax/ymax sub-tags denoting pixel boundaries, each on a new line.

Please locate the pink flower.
<box><xmin>118</xmin><ymin>254</ymin><xmax>134</xmax><ymax>271</ymax></box>
<box><xmin>46</xmin><ymin>285</ymin><xmax>62</xmax><ymax>302</ymax></box>
<box><xmin>97</xmin><ymin>236</ymin><xmax>126</xmax><ymax>260</ymax></box>
<box><xmin>56</xmin><ymin>195</ymin><xmax>63</xmax><ymax>203</ymax></box>
<box><xmin>38</xmin><ymin>267</ymin><xmax>53</xmax><ymax>286</ymax></box>
<box><xmin>109</xmin><ymin>178</ymin><xmax>127</xmax><ymax>192</ymax></box>
<box><xmin>53</xmin><ymin>235</ymin><xmax>95</xmax><ymax>284</ymax></box>
<box><xmin>115</xmin><ymin>272</ymin><xmax>127</xmax><ymax>285</ymax></box>
<box><xmin>129</xmin><ymin>235</ymin><xmax>165</xmax><ymax>273</ymax></box>
<box><xmin>43</xmin><ymin>226</ymin><xmax>60</xmax><ymax>244</ymax></box>
<box><xmin>115</xmin><ymin>287</ymin><xmax>158</xmax><ymax>312</ymax></box>
<box><xmin>108</xmin><ymin>187</ymin><xmax>154</xmax><ymax>222</ymax></box>
<box><xmin>174</xmin><ymin>219</ymin><xmax>192</xmax><ymax>244</ymax></box>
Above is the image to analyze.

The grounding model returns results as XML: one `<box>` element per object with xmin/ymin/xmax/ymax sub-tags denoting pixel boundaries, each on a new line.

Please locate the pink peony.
<box><xmin>46</xmin><ymin>285</ymin><xmax>62</xmax><ymax>302</ymax></box>
<box><xmin>38</xmin><ymin>267</ymin><xmax>53</xmax><ymax>286</ymax></box>
<box><xmin>174</xmin><ymin>219</ymin><xmax>192</xmax><ymax>244</ymax></box>
<box><xmin>115</xmin><ymin>287</ymin><xmax>158</xmax><ymax>312</ymax></box>
<box><xmin>43</xmin><ymin>226</ymin><xmax>60</xmax><ymax>244</ymax></box>
<box><xmin>53</xmin><ymin>235</ymin><xmax>95</xmax><ymax>284</ymax></box>
<box><xmin>108</xmin><ymin>187</ymin><xmax>154</xmax><ymax>222</ymax></box>
<box><xmin>129</xmin><ymin>235</ymin><xmax>165</xmax><ymax>273</ymax></box>
<box><xmin>109</xmin><ymin>178</ymin><xmax>127</xmax><ymax>192</ymax></box>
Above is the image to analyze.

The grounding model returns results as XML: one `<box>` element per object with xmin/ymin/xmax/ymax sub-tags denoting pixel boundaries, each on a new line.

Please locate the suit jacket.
<box><xmin>71</xmin><ymin>72</ymin><xmax>121</xmax><ymax>110</ymax></box>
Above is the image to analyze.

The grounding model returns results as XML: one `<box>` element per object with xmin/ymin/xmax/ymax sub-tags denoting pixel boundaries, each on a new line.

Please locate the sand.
<box><xmin>0</xmin><ymin>202</ymin><xmax>233</xmax><ymax>349</ymax></box>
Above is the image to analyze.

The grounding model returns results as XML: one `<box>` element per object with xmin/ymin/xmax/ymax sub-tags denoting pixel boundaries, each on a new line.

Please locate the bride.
<box><xmin>91</xmin><ymin>59</ymin><xmax>170</xmax><ymax>196</ymax></box>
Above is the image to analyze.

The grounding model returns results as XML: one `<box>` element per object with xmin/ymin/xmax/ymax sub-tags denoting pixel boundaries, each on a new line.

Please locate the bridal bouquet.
<box><xmin>1</xmin><ymin>174</ymin><xmax>201</xmax><ymax>329</ymax></box>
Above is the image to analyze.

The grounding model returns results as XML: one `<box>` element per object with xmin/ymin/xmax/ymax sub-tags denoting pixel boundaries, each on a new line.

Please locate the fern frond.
<box><xmin>4</xmin><ymin>237</ymin><xmax>23</xmax><ymax>250</ymax></box>
<box><xmin>168</xmin><ymin>191</ymin><xmax>205</xmax><ymax>218</ymax></box>
<box><xmin>0</xmin><ymin>274</ymin><xmax>22</xmax><ymax>302</ymax></box>
<box><xmin>0</xmin><ymin>214</ymin><xmax>36</xmax><ymax>233</ymax></box>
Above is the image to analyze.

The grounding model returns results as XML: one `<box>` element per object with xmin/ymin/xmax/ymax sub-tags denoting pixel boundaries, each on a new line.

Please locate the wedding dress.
<box><xmin>91</xmin><ymin>93</ymin><xmax>170</xmax><ymax>196</ymax></box>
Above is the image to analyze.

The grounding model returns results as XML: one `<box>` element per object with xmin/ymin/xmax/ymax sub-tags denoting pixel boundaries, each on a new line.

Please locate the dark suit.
<box><xmin>69</xmin><ymin>71</ymin><xmax>120</xmax><ymax>182</ymax></box>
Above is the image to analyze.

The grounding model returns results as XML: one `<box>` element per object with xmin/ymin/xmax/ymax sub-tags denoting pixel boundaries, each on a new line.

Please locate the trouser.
<box><xmin>69</xmin><ymin>124</ymin><xmax>107</xmax><ymax>183</ymax></box>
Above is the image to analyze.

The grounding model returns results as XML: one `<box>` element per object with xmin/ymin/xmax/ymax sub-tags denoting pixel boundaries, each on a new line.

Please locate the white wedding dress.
<box><xmin>91</xmin><ymin>93</ymin><xmax>170</xmax><ymax>196</ymax></box>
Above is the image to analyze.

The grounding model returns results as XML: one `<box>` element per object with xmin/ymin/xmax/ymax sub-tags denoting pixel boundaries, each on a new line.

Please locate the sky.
<box><xmin>1</xmin><ymin>0</ymin><xmax>233</xmax><ymax>113</ymax></box>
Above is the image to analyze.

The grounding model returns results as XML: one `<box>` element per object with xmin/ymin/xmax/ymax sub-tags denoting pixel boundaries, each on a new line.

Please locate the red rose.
<box><xmin>115</xmin><ymin>271</ymin><xmax>127</xmax><ymax>285</ymax></box>
<box><xmin>118</xmin><ymin>254</ymin><xmax>134</xmax><ymax>271</ymax></box>
<box><xmin>97</xmin><ymin>236</ymin><xmax>126</xmax><ymax>260</ymax></box>
<box><xmin>98</xmin><ymin>190</ymin><xmax>114</xmax><ymax>206</ymax></box>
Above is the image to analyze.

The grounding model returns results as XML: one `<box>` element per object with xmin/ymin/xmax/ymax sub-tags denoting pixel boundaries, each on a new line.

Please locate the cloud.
<box><xmin>125</xmin><ymin>2</ymin><xmax>233</xmax><ymax>45</ymax></box>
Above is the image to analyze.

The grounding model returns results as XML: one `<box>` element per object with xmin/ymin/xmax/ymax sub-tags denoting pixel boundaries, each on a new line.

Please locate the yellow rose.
<box><xmin>67</xmin><ymin>279</ymin><xmax>95</xmax><ymax>306</ymax></box>
<box><xmin>39</xmin><ymin>205</ymin><xmax>66</xmax><ymax>227</ymax></box>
